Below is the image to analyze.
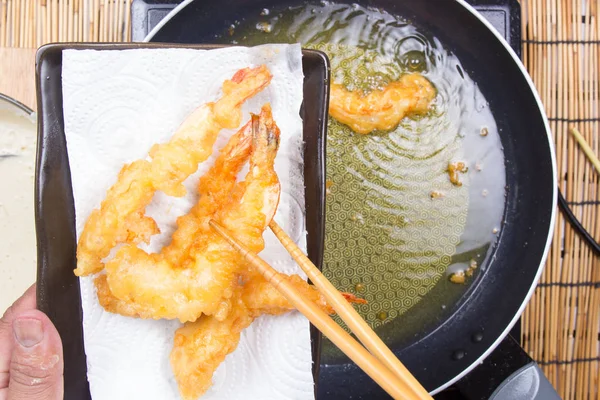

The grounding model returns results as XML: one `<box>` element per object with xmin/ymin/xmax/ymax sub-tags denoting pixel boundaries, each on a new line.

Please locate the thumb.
<box><xmin>7</xmin><ymin>310</ymin><xmax>63</xmax><ymax>400</ymax></box>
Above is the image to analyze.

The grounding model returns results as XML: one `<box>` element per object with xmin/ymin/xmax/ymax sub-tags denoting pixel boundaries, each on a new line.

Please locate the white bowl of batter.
<box><xmin>0</xmin><ymin>93</ymin><xmax>37</xmax><ymax>312</ymax></box>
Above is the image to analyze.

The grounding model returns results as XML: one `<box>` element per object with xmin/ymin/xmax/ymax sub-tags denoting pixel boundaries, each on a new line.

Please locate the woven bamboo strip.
<box><xmin>68</xmin><ymin>0</ymin><xmax>73</xmax><ymax>41</ymax></box>
<box><xmin>64</xmin><ymin>0</ymin><xmax>69</xmax><ymax>41</ymax></box>
<box><xmin>75</xmin><ymin>0</ymin><xmax>79</xmax><ymax>41</ymax></box>
<box><xmin>44</xmin><ymin>0</ymin><xmax>49</xmax><ymax>45</ymax></box>
<box><xmin>15</xmin><ymin>0</ymin><xmax>19</xmax><ymax>46</ymax></box>
<box><xmin>35</xmin><ymin>0</ymin><xmax>40</xmax><ymax>47</ymax></box>
<box><xmin>23</xmin><ymin>0</ymin><xmax>29</xmax><ymax>47</ymax></box>
<box><xmin>0</xmin><ymin>0</ymin><xmax>6</xmax><ymax>47</ymax></box>
<box><xmin>548</xmin><ymin>0</ymin><xmax>561</xmax><ymax>385</ymax></box>
<box><xmin>568</xmin><ymin>3</ymin><xmax>582</xmax><ymax>397</ymax></box>
<box><xmin>116</xmin><ymin>0</ymin><xmax>122</xmax><ymax>41</ymax></box>
<box><xmin>99</xmin><ymin>0</ymin><xmax>105</xmax><ymax>42</ymax></box>
<box><xmin>51</xmin><ymin>0</ymin><xmax>57</xmax><ymax>42</ymax></box>
<box><xmin>578</xmin><ymin>7</ymin><xmax>594</xmax><ymax>396</ymax></box>
<box><xmin>62</xmin><ymin>0</ymin><xmax>68</xmax><ymax>41</ymax></box>
<box><xmin>82</xmin><ymin>0</ymin><xmax>87</xmax><ymax>41</ymax></box>
<box><xmin>77</xmin><ymin>0</ymin><xmax>82</xmax><ymax>41</ymax></box>
<box><xmin>17</xmin><ymin>0</ymin><xmax>22</xmax><ymax>47</ymax></box>
<box><xmin>90</xmin><ymin>0</ymin><xmax>97</xmax><ymax>42</ymax></box>
<box><xmin>124</xmin><ymin>0</ymin><xmax>130</xmax><ymax>41</ymax></box>
<box><xmin>8</xmin><ymin>0</ymin><xmax>14</xmax><ymax>47</ymax></box>
<box><xmin>30</xmin><ymin>0</ymin><xmax>35</xmax><ymax>47</ymax></box>
<box><xmin>106</xmin><ymin>0</ymin><xmax>111</xmax><ymax>42</ymax></box>
<box><xmin>58</xmin><ymin>0</ymin><xmax>63</xmax><ymax>41</ymax></box>
<box><xmin>6</xmin><ymin>0</ymin><xmax>10</xmax><ymax>46</ymax></box>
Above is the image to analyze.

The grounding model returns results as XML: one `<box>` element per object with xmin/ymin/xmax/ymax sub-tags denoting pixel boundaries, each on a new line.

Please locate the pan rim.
<box><xmin>143</xmin><ymin>0</ymin><xmax>196</xmax><ymax>42</ymax></box>
<box><xmin>143</xmin><ymin>0</ymin><xmax>559</xmax><ymax>395</ymax></box>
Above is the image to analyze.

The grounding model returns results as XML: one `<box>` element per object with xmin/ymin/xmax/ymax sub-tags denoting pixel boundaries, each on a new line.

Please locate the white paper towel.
<box><xmin>62</xmin><ymin>44</ymin><xmax>315</xmax><ymax>400</ymax></box>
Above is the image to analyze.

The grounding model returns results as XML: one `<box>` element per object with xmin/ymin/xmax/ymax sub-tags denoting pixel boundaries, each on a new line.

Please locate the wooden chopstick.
<box><xmin>569</xmin><ymin>126</ymin><xmax>600</xmax><ymax>174</ymax></box>
<box><xmin>269</xmin><ymin>221</ymin><xmax>433</xmax><ymax>400</ymax></box>
<box><xmin>209</xmin><ymin>219</ymin><xmax>418</xmax><ymax>400</ymax></box>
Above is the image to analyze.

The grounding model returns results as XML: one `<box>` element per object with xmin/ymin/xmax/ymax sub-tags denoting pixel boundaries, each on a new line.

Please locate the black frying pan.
<box><xmin>144</xmin><ymin>0</ymin><xmax>560</xmax><ymax>399</ymax></box>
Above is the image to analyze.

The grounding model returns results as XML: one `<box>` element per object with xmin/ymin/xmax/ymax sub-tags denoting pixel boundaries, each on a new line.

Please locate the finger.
<box><xmin>0</xmin><ymin>284</ymin><xmax>37</xmax><ymax>390</ymax></box>
<box><xmin>1</xmin><ymin>284</ymin><xmax>36</xmax><ymax>324</ymax></box>
<box><xmin>4</xmin><ymin>310</ymin><xmax>63</xmax><ymax>400</ymax></box>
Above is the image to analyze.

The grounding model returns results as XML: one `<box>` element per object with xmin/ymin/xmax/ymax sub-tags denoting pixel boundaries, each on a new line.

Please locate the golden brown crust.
<box><xmin>328</xmin><ymin>73</ymin><xmax>436</xmax><ymax>134</ymax></box>
<box><xmin>75</xmin><ymin>66</ymin><xmax>272</xmax><ymax>277</ymax></box>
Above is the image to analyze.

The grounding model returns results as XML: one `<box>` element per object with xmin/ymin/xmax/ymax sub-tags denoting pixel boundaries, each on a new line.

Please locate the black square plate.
<box><xmin>34</xmin><ymin>42</ymin><xmax>330</xmax><ymax>400</ymax></box>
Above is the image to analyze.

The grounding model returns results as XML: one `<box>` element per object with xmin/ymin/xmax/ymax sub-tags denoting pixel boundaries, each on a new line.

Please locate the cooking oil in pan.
<box><xmin>218</xmin><ymin>2</ymin><xmax>506</xmax><ymax>345</ymax></box>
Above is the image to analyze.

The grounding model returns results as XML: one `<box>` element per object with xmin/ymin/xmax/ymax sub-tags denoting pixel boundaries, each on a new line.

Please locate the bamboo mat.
<box><xmin>1</xmin><ymin>0</ymin><xmax>599</xmax><ymax>398</ymax></box>
<box><xmin>520</xmin><ymin>1</ymin><xmax>600</xmax><ymax>399</ymax></box>
<box><xmin>0</xmin><ymin>0</ymin><xmax>131</xmax><ymax>46</ymax></box>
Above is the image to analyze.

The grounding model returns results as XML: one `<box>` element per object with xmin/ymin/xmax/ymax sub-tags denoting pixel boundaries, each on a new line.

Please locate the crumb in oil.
<box><xmin>351</xmin><ymin>213</ymin><xmax>365</xmax><ymax>224</ymax></box>
<box><xmin>469</xmin><ymin>259</ymin><xmax>478</xmax><ymax>270</ymax></box>
<box><xmin>256</xmin><ymin>22</ymin><xmax>273</xmax><ymax>33</ymax></box>
<box><xmin>462</xmin><ymin>260</ymin><xmax>478</xmax><ymax>278</ymax></box>
<box><xmin>228</xmin><ymin>24</ymin><xmax>235</xmax><ymax>36</ymax></box>
<box><xmin>447</xmin><ymin>161</ymin><xmax>468</xmax><ymax>186</ymax></box>
<box><xmin>377</xmin><ymin>311</ymin><xmax>388</xmax><ymax>321</ymax></box>
<box><xmin>355</xmin><ymin>283</ymin><xmax>365</xmax><ymax>292</ymax></box>
<box><xmin>326</xmin><ymin>179</ymin><xmax>333</xmax><ymax>196</ymax></box>
<box><xmin>480</xmin><ymin>126</ymin><xmax>489</xmax><ymax>136</ymax></box>
<box><xmin>449</xmin><ymin>270</ymin><xmax>466</xmax><ymax>284</ymax></box>
<box><xmin>492</xmin><ymin>227</ymin><xmax>499</xmax><ymax>234</ymax></box>
<box><xmin>430</xmin><ymin>190</ymin><xmax>444</xmax><ymax>199</ymax></box>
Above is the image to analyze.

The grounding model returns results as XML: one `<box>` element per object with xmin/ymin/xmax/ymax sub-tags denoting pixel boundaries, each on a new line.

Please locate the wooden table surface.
<box><xmin>0</xmin><ymin>48</ymin><xmax>39</xmax><ymax>110</ymax></box>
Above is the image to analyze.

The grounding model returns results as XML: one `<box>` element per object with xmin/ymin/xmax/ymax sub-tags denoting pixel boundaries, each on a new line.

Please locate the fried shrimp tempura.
<box><xmin>74</xmin><ymin>65</ymin><xmax>272</xmax><ymax>277</ymax></box>
<box><xmin>170</xmin><ymin>273</ymin><xmax>366</xmax><ymax>400</ymax></box>
<box><xmin>239</xmin><ymin>272</ymin><xmax>366</xmax><ymax>316</ymax></box>
<box><xmin>94</xmin><ymin>269</ymin><xmax>365</xmax><ymax>321</ymax></box>
<box><xmin>163</xmin><ymin>119</ymin><xmax>254</xmax><ymax>268</ymax></box>
<box><xmin>101</xmin><ymin>105</ymin><xmax>282</xmax><ymax>322</ymax></box>
<box><xmin>329</xmin><ymin>72</ymin><xmax>436</xmax><ymax>135</ymax></box>
<box><xmin>95</xmin><ymin>118</ymin><xmax>254</xmax><ymax>319</ymax></box>
<box><xmin>94</xmin><ymin>118</ymin><xmax>252</xmax><ymax>319</ymax></box>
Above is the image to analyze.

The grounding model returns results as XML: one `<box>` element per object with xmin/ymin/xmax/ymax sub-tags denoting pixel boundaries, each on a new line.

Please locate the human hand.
<box><xmin>0</xmin><ymin>284</ymin><xmax>63</xmax><ymax>400</ymax></box>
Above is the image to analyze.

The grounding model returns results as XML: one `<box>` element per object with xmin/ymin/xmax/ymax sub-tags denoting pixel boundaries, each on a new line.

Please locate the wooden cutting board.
<box><xmin>0</xmin><ymin>48</ymin><xmax>37</xmax><ymax>111</ymax></box>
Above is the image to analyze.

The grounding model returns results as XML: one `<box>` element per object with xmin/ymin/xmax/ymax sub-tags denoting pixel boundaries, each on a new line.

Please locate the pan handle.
<box><xmin>455</xmin><ymin>334</ymin><xmax>562</xmax><ymax>399</ymax></box>
<box><xmin>488</xmin><ymin>362</ymin><xmax>561</xmax><ymax>400</ymax></box>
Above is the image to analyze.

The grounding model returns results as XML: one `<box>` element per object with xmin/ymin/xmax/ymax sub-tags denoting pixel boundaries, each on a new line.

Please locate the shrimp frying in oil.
<box><xmin>75</xmin><ymin>65</ymin><xmax>273</xmax><ymax>277</ymax></box>
<box><xmin>170</xmin><ymin>272</ymin><xmax>366</xmax><ymax>400</ymax></box>
<box><xmin>329</xmin><ymin>72</ymin><xmax>437</xmax><ymax>135</ymax></box>
<box><xmin>101</xmin><ymin>104</ymin><xmax>283</xmax><ymax>322</ymax></box>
